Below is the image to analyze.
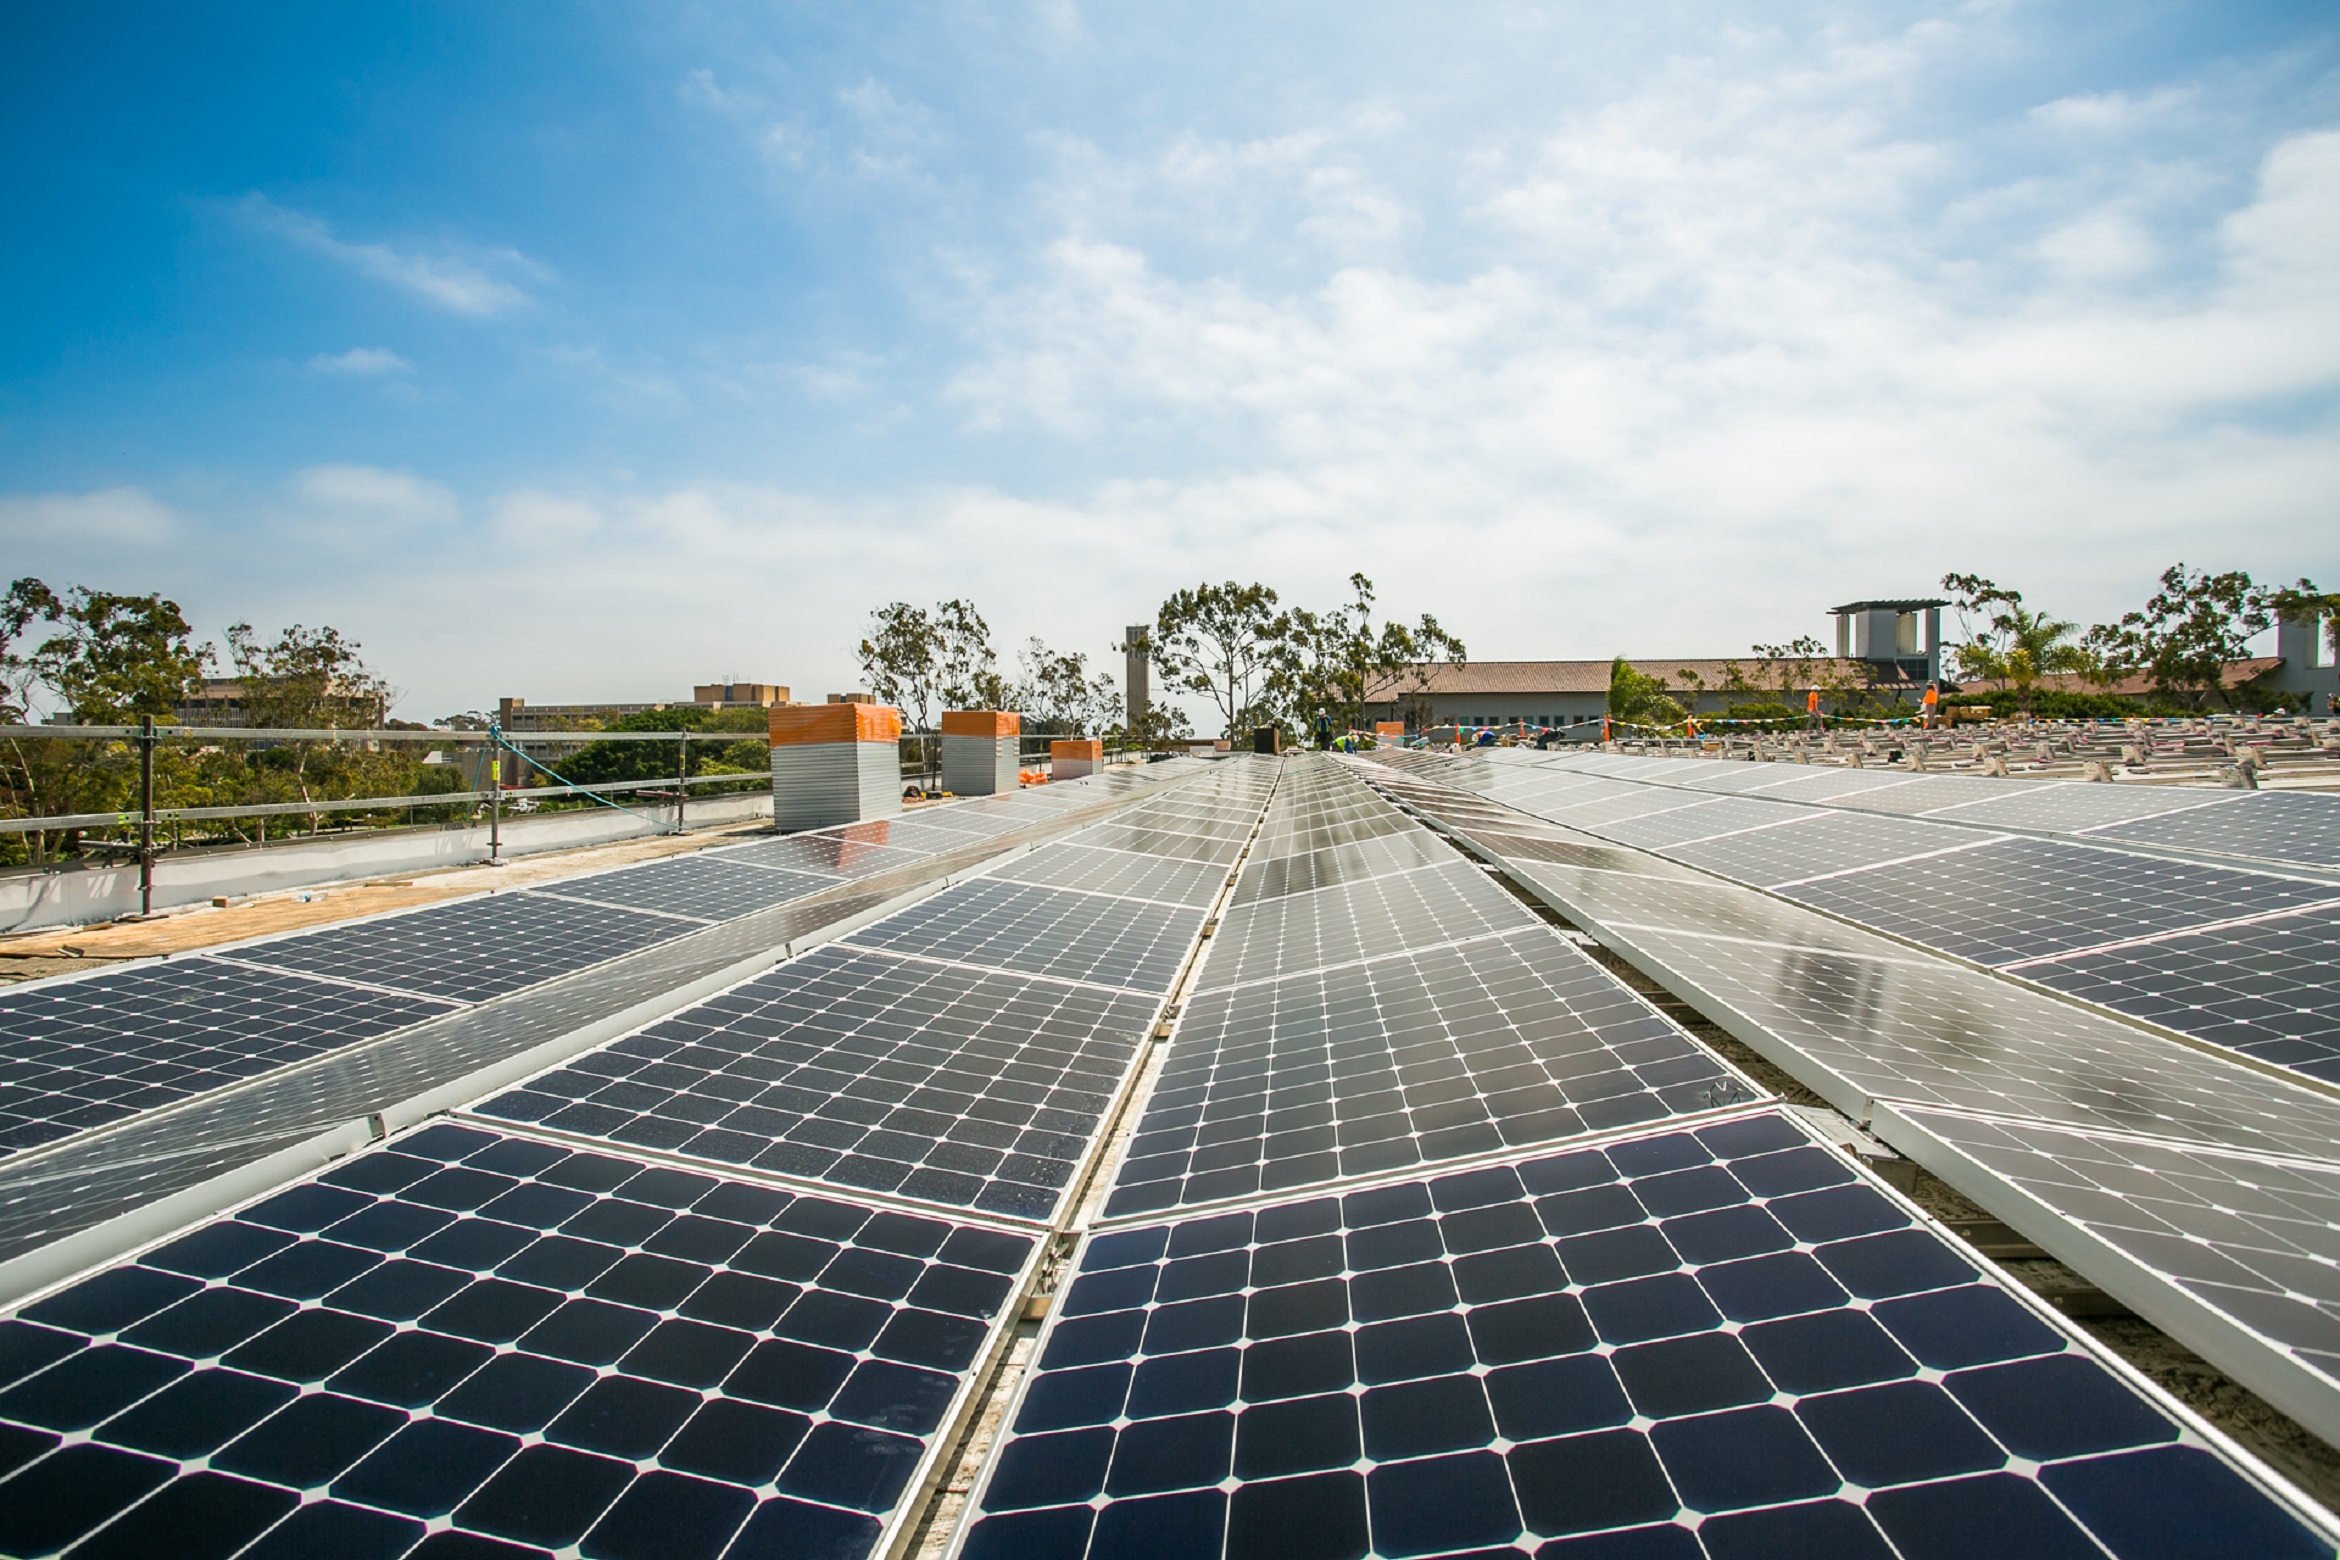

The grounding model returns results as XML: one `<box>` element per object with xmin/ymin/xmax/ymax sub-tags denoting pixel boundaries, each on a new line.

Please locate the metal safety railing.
<box><xmin>0</xmin><ymin>720</ymin><xmax>774</xmax><ymax>916</ymax></box>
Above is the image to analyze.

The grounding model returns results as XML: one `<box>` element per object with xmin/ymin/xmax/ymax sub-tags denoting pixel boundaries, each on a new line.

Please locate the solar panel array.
<box><xmin>1372</xmin><ymin>748</ymin><xmax>2340</xmax><ymax>1087</ymax></box>
<box><xmin>961</xmin><ymin>1110</ymin><xmax>2332</xmax><ymax>1559</ymax></box>
<box><xmin>473</xmin><ymin>759</ymin><xmax>1275</xmax><ymax>1227</ymax></box>
<box><xmin>0</xmin><ymin>1122</ymin><xmax>1041</xmax><ymax>1560</ymax></box>
<box><xmin>1355</xmin><ymin>750</ymin><xmax>2340</xmax><ymax>1449</ymax></box>
<box><xmin>0</xmin><ymin>758</ymin><xmax>1217</xmax><ymax>1171</ymax></box>
<box><xmin>0</xmin><ymin>759</ymin><xmax>1279</xmax><ymax>1560</ymax></box>
<box><xmin>0</xmin><ymin>961</ymin><xmax>454</xmax><ymax>1155</ymax></box>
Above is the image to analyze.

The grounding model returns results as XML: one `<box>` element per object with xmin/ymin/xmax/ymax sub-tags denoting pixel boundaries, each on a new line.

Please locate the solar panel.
<box><xmin>1775</xmin><ymin>837</ymin><xmax>2338</xmax><ymax>968</ymax></box>
<box><xmin>1060</xmin><ymin>821</ymin><xmax>1246</xmax><ymax>866</ymax></box>
<box><xmin>962</xmin><ymin>1111</ymin><xmax>2334</xmax><ymax>1559</ymax></box>
<box><xmin>0</xmin><ymin>1122</ymin><xmax>1038</xmax><ymax>1560</ymax></box>
<box><xmin>1673</xmin><ymin>762</ymin><xmax>1819</xmax><ymax>795</ymax></box>
<box><xmin>840</xmin><ymin>880</ymin><xmax>1204</xmax><ymax>994</ymax></box>
<box><xmin>1200</xmin><ymin>862</ymin><xmax>1539</xmax><ymax>993</ymax></box>
<box><xmin>1590</xmin><ymin>794</ymin><xmax>1806</xmax><ymax>850</ymax></box>
<box><xmin>227</xmin><ymin>892</ymin><xmax>685</xmax><ymax>1004</ymax></box>
<box><xmin>2008</xmin><ymin>905</ymin><xmax>2340</xmax><ymax>1085</ymax></box>
<box><xmin>1107</xmin><ymin>928</ymin><xmax>1756</xmax><ymax>1219</ymax></box>
<box><xmin>1929</xmin><ymin>784</ymin><xmax>2239</xmax><ymax>834</ymax></box>
<box><xmin>1827</xmin><ymin>774</ymin><xmax>2043</xmax><ymax>816</ymax></box>
<box><xmin>712</xmin><ymin>833</ymin><xmax>930</xmax><ymax>878</ymax></box>
<box><xmin>1745</xmin><ymin>768</ymin><xmax>1930</xmax><ymax>803</ymax></box>
<box><xmin>1879</xmin><ymin>1103</ymin><xmax>2340</xmax><ymax>1444</ymax></box>
<box><xmin>1662</xmin><ymin>810</ymin><xmax>1989</xmax><ymax>889</ymax></box>
<box><xmin>2085</xmin><ymin>790</ymin><xmax>2340</xmax><ymax>872</ymax></box>
<box><xmin>0</xmin><ymin>961</ymin><xmax>456</xmax><ymax>1156</ymax></box>
<box><xmin>477</xmin><ymin>945</ymin><xmax>1158</xmax><ymax>1222</ymax></box>
<box><xmin>539</xmin><ymin>855</ymin><xmax>839</xmax><ymax>921</ymax></box>
<box><xmin>988</xmin><ymin>843</ymin><xmax>1231</xmax><ymax>908</ymax></box>
<box><xmin>830</xmin><ymin>818</ymin><xmax>1001</xmax><ymax>855</ymax></box>
<box><xmin>1230</xmin><ymin>831</ymin><xmax>1451</xmax><ymax>904</ymax></box>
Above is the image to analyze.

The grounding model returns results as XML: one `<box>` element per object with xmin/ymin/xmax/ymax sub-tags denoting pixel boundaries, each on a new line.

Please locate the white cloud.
<box><xmin>245</xmin><ymin>196</ymin><xmax>546</xmax><ymax>316</ymax></box>
<box><xmin>307</xmin><ymin>347</ymin><xmax>413</xmax><ymax>376</ymax></box>
<box><xmin>289</xmin><ymin>465</ymin><xmax>461</xmax><ymax>532</ymax></box>
<box><xmin>0</xmin><ymin>487</ymin><xmax>183</xmax><ymax>551</ymax></box>
<box><xmin>2031</xmin><ymin>86</ymin><xmax>2198</xmax><ymax>133</ymax></box>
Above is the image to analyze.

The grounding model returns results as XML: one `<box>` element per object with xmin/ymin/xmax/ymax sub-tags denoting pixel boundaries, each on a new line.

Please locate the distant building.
<box><xmin>496</xmin><ymin>682</ymin><xmax>792</xmax><ymax>733</ymax></box>
<box><xmin>1361</xmin><ymin>596</ymin><xmax>1959</xmax><ymax>733</ymax></box>
<box><xmin>176</xmin><ymin>676</ymin><xmax>388</xmax><ymax>729</ymax></box>
<box><xmin>1362</xmin><ymin>657</ymin><xmax>1907</xmax><ymax>732</ymax></box>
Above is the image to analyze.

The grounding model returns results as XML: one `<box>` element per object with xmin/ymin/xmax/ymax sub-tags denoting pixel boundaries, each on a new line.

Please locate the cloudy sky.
<box><xmin>2</xmin><ymin>2</ymin><xmax>2334</xmax><ymax>721</ymax></box>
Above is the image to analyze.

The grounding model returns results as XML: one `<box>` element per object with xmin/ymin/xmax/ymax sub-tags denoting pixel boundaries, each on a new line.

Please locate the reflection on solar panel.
<box><xmin>965</xmin><ymin>1112</ymin><xmax>2331</xmax><ymax>1560</ymax></box>
<box><xmin>1200</xmin><ymin>861</ymin><xmax>1536</xmax><ymax>992</ymax></box>
<box><xmin>1108</xmin><ymin>929</ymin><xmax>1754</xmax><ymax>1218</ymax></box>
<box><xmin>841</xmin><ymin>879</ymin><xmax>1204</xmax><ymax>994</ymax></box>
<box><xmin>1060</xmin><ymin>821</ymin><xmax>1247</xmax><ymax>866</ymax></box>
<box><xmin>228</xmin><ymin>892</ymin><xmax>686</xmax><ymax>1003</ymax></box>
<box><xmin>539</xmin><ymin>855</ymin><xmax>839</xmax><ymax>921</ymax></box>
<box><xmin>988</xmin><ymin>843</ymin><xmax>1231</xmax><ymax>907</ymax></box>
<box><xmin>1931</xmin><ymin>783</ymin><xmax>2237</xmax><ymax>833</ymax></box>
<box><xmin>477</xmin><ymin>945</ymin><xmax>1158</xmax><ymax>1222</ymax></box>
<box><xmin>714</xmin><ymin>833</ymin><xmax>930</xmax><ymax>878</ymax></box>
<box><xmin>1776</xmin><ymin>837</ymin><xmax>2339</xmax><ymax>967</ymax></box>
<box><xmin>1591</xmin><ymin>794</ymin><xmax>1805</xmax><ymax>850</ymax></box>
<box><xmin>1496</xmin><ymin>861</ymin><xmax>2340</xmax><ymax>1162</ymax></box>
<box><xmin>2011</xmin><ymin>905</ymin><xmax>2340</xmax><ymax>1084</ymax></box>
<box><xmin>0</xmin><ymin>1122</ymin><xmax>1036</xmax><ymax>1560</ymax></box>
<box><xmin>1664</xmin><ymin>810</ymin><xmax>1989</xmax><ymax>888</ymax></box>
<box><xmin>2086</xmin><ymin>790</ymin><xmax>2340</xmax><ymax>871</ymax></box>
<box><xmin>0</xmin><ymin>961</ymin><xmax>455</xmax><ymax>1155</ymax></box>
<box><xmin>1230</xmin><ymin>830</ymin><xmax>1451</xmax><ymax>904</ymax></box>
<box><xmin>1882</xmin><ymin>1104</ymin><xmax>2340</xmax><ymax>1442</ymax></box>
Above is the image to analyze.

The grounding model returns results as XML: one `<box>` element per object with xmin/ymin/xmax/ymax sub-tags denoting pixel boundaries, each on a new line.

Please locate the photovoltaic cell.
<box><xmin>1107</xmin><ymin>928</ymin><xmax>1755</xmax><ymax>1218</ymax></box>
<box><xmin>1200</xmin><ymin>861</ymin><xmax>1537</xmax><ymax>993</ymax></box>
<box><xmin>988</xmin><ymin>844</ymin><xmax>1231</xmax><ymax>908</ymax></box>
<box><xmin>1882</xmin><ymin>1104</ymin><xmax>2340</xmax><ymax>1442</ymax></box>
<box><xmin>538</xmin><ymin>855</ymin><xmax>838</xmax><ymax>921</ymax></box>
<box><xmin>841</xmin><ymin>879</ymin><xmax>1204</xmax><ymax>994</ymax></box>
<box><xmin>0</xmin><ymin>1122</ymin><xmax>1037</xmax><ymax>1560</ymax></box>
<box><xmin>227</xmin><ymin>892</ymin><xmax>685</xmax><ymax>1004</ymax></box>
<box><xmin>477</xmin><ymin>945</ymin><xmax>1158</xmax><ymax>1222</ymax></box>
<box><xmin>2010</xmin><ymin>905</ymin><xmax>2340</xmax><ymax>1084</ymax></box>
<box><xmin>0</xmin><ymin>961</ymin><xmax>456</xmax><ymax>1156</ymax></box>
<box><xmin>1775</xmin><ymin>837</ymin><xmax>2338</xmax><ymax>967</ymax></box>
<box><xmin>964</xmin><ymin>1111</ymin><xmax>2332</xmax><ymax>1560</ymax></box>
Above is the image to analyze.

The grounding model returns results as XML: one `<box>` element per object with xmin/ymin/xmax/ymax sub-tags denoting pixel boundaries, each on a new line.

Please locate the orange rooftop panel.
<box><xmin>1050</xmin><ymin>739</ymin><xmax>1104</xmax><ymax>761</ymax></box>
<box><xmin>941</xmin><ymin>710</ymin><xmax>1021</xmax><ymax>738</ymax></box>
<box><xmin>770</xmin><ymin>702</ymin><xmax>900</xmax><ymax>747</ymax></box>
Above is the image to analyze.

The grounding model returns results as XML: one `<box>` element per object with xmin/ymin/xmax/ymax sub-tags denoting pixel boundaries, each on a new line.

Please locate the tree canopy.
<box><xmin>1940</xmin><ymin>574</ymin><xmax>2095</xmax><ymax>715</ymax></box>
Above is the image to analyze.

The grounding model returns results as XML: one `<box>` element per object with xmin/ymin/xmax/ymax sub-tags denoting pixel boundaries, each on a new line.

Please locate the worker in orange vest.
<box><xmin>1921</xmin><ymin>681</ymin><xmax>1940</xmax><ymax>730</ymax></box>
<box><xmin>1806</xmin><ymin>687</ymin><xmax>1822</xmax><ymax>732</ymax></box>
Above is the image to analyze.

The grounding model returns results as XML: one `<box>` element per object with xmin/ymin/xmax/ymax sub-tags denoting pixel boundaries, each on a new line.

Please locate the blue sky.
<box><xmin>3</xmin><ymin>1</ymin><xmax>2335</xmax><ymax>719</ymax></box>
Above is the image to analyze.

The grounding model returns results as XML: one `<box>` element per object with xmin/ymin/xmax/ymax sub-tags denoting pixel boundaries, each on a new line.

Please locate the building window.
<box><xmin>2317</xmin><ymin>616</ymin><xmax>2336</xmax><ymax>670</ymax></box>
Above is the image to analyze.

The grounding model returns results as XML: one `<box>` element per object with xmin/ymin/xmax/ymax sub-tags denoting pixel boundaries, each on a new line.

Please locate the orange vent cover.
<box><xmin>769</xmin><ymin>702</ymin><xmax>901</xmax><ymax>746</ymax></box>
